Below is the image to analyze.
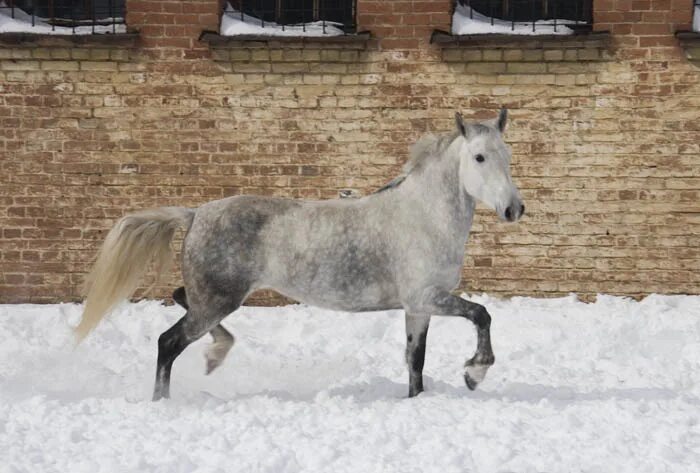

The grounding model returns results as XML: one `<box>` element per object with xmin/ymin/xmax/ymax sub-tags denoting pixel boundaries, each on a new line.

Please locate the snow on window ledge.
<box><xmin>221</xmin><ymin>7</ymin><xmax>346</xmax><ymax>38</ymax></box>
<box><xmin>0</xmin><ymin>2</ymin><xmax>126</xmax><ymax>36</ymax></box>
<box><xmin>452</xmin><ymin>4</ymin><xmax>577</xmax><ymax>36</ymax></box>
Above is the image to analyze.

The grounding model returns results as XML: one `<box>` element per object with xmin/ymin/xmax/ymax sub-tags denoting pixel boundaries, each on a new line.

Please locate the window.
<box><xmin>224</xmin><ymin>0</ymin><xmax>356</xmax><ymax>36</ymax></box>
<box><xmin>454</xmin><ymin>0</ymin><xmax>593</xmax><ymax>35</ymax></box>
<box><xmin>0</xmin><ymin>1</ymin><xmax>126</xmax><ymax>34</ymax></box>
<box><xmin>694</xmin><ymin>0</ymin><xmax>699</xmax><ymax>32</ymax></box>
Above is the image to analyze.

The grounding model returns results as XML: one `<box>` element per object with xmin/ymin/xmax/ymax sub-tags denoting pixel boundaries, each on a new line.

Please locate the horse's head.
<box><xmin>454</xmin><ymin>109</ymin><xmax>524</xmax><ymax>222</ymax></box>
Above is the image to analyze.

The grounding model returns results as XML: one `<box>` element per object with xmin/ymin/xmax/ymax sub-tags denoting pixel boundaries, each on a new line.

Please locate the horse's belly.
<box><xmin>269</xmin><ymin>275</ymin><xmax>401</xmax><ymax>313</ymax></box>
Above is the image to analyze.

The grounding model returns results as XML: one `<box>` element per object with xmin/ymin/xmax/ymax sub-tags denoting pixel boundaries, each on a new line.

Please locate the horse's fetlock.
<box><xmin>480</xmin><ymin>353</ymin><xmax>495</xmax><ymax>366</ymax></box>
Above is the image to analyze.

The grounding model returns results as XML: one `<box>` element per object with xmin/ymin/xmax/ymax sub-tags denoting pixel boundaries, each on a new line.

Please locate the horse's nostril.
<box><xmin>520</xmin><ymin>204</ymin><xmax>525</xmax><ymax>216</ymax></box>
<box><xmin>505</xmin><ymin>206</ymin><xmax>512</xmax><ymax>221</ymax></box>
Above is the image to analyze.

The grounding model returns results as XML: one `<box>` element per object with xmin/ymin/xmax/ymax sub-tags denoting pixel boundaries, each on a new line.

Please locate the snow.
<box><xmin>221</xmin><ymin>7</ymin><xmax>345</xmax><ymax>37</ymax></box>
<box><xmin>2</xmin><ymin>294</ymin><xmax>700</xmax><ymax>472</ymax></box>
<box><xmin>452</xmin><ymin>4</ymin><xmax>576</xmax><ymax>36</ymax></box>
<box><xmin>0</xmin><ymin>2</ymin><xmax>125</xmax><ymax>35</ymax></box>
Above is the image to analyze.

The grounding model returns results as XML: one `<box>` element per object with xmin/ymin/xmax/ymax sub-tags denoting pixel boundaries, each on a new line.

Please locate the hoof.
<box><xmin>408</xmin><ymin>386</ymin><xmax>424</xmax><ymax>398</ymax></box>
<box><xmin>464</xmin><ymin>372</ymin><xmax>479</xmax><ymax>391</ymax></box>
<box><xmin>152</xmin><ymin>390</ymin><xmax>169</xmax><ymax>401</ymax></box>
<box><xmin>205</xmin><ymin>357</ymin><xmax>222</xmax><ymax>375</ymax></box>
<box><xmin>463</xmin><ymin>358</ymin><xmax>492</xmax><ymax>391</ymax></box>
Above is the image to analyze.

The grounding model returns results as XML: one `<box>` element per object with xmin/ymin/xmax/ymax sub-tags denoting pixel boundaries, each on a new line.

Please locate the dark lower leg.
<box><xmin>153</xmin><ymin>317</ymin><xmax>191</xmax><ymax>401</ymax></box>
<box><xmin>405</xmin><ymin>314</ymin><xmax>430</xmax><ymax>398</ymax></box>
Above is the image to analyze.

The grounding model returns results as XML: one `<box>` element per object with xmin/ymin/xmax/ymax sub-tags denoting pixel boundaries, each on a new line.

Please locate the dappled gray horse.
<box><xmin>77</xmin><ymin>109</ymin><xmax>524</xmax><ymax>400</ymax></box>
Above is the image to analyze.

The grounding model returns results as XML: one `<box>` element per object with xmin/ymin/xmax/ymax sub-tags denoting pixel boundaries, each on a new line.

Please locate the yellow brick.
<box><xmin>301</xmin><ymin>49</ymin><xmax>321</xmax><ymax>61</ymax></box>
<box><xmin>483</xmin><ymin>50</ymin><xmax>502</xmax><ymax>61</ymax></box>
<box><xmin>462</xmin><ymin>50</ymin><xmax>482</xmax><ymax>61</ymax></box>
<box><xmin>31</xmin><ymin>49</ymin><xmax>52</xmax><ymax>59</ymax></box>
<box><xmin>229</xmin><ymin>50</ymin><xmax>251</xmax><ymax>61</ymax></box>
<box><xmin>507</xmin><ymin>62</ymin><xmax>547</xmax><ymax>74</ymax></box>
<box><xmin>10</xmin><ymin>49</ymin><xmax>31</xmax><ymax>59</ymax></box>
<box><xmin>251</xmin><ymin>49</ymin><xmax>270</xmax><ymax>61</ymax></box>
<box><xmin>465</xmin><ymin>62</ymin><xmax>506</xmax><ymax>73</ymax></box>
<box><xmin>522</xmin><ymin>49</ymin><xmax>544</xmax><ymax>61</ymax></box>
<box><xmin>49</xmin><ymin>48</ymin><xmax>71</xmax><ymax>59</ymax></box>
<box><xmin>503</xmin><ymin>49</ymin><xmax>523</xmax><ymax>61</ymax></box>
<box><xmin>41</xmin><ymin>61</ymin><xmax>78</xmax><ymax>71</ymax></box>
<box><xmin>442</xmin><ymin>49</ymin><xmax>462</xmax><ymax>62</ymax></box>
<box><xmin>544</xmin><ymin>50</ymin><xmax>564</xmax><ymax>61</ymax></box>
<box><xmin>70</xmin><ymin>49</ymin><xmax>92</xmax><ymax>60</ymax></box>
<box><xmin>211</xmin><ymin>49</ymin><xmax>230</xmax><ymax>62</ymax></box>
<box><xmin>89</xmin><ymin>49</ymin><xmax>110</xmax><ymax>61</ymax></box>
<box><xmin>320</xmin><ymin>50</ymin><xmax>340</xmax><ymax>61</ymax></box>
<box><xmin>1</xmin><ymin>60</ymin><xmax>40</xmax><ymax>71</ymax></box>
<box><xmin>109</xmin><ymin>50</ymin><xmax>130</xmax><ymax>62</ymax></box>
<box><xmin>577</xmin><ymin>49</ymin><xmax>600</xmax><ymax>61</ymax></box>
<box><xmin>80</xmin><ymin>61</ymin><xmax>118</xmax><ymax>72</ymax></box>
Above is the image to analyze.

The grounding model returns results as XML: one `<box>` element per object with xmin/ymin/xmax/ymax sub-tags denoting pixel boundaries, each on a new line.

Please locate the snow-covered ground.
<box><xmin>1</xmin><ymin>294</ymin><xmax>699</xmax><ymax>472</ymax></box>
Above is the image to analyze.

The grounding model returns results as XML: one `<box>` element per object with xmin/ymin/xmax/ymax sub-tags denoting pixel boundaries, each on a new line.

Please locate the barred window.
<box><xmin>455</xmin><ymin>0</ymin><xmax>593</xmax><ymax>34</ymax></box>
<box><xmin>225</xmin><ymin>0</ymin><xmax>356</xmax><ymax>34</ymax></box>
<box><xmin>1</xmin><ymin>1</ymin><xmax>126</xmax><ymax>34</ymax></box>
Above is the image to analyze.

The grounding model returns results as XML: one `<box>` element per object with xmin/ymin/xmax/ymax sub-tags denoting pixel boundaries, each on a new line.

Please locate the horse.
<box><xmin>76</xmin><ymin>109</ymin><xmax>524</xmax><ymax>400</ymax></box>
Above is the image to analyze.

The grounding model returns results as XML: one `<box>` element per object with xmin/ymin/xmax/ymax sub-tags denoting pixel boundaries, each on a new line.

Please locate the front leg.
<box><xmin>405</xmin><ymin>314</ymin><xmax>430</xmax><ymax>397</ymax></box>
<box><xmin>406</xmin><ymin>288</ymin><xmax>495</xmax><ymax>391</ymax></box>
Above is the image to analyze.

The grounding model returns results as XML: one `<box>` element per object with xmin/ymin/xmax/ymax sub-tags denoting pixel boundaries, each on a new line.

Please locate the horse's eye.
<box><xmin>475</xmin><ymin>154</ymin><xmax>485</xmax><ymax>163</ymax></box>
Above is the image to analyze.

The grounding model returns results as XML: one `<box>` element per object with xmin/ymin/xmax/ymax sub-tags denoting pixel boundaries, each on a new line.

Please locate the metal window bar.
<box><xmin>230</xmin><ymin>0</ymin><xmax>355</xmax><ymax>34</ymax></box>
<box><xmin>1</xmin><ymin>1</ymin><xmax>126</xmax><ymax>34</ymax></box>
<box><xmin>461</xmin><ymin>0</ymin><xmax>592</xmax><ymax>32</ymax></box>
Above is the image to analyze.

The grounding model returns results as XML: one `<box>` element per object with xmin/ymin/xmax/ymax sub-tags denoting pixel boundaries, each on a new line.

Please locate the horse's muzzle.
<box><xmin>504</xmin><ymin>202</ymin><xmax>525</xmax><ymax>222</ymax></box>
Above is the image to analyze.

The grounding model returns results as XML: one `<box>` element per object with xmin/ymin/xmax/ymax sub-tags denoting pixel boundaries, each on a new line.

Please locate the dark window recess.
<box><xmin>457</xmin><ymin>0</ymin><xmax>593</xmax><ymax>32</ymax></box>
<box><xmin>228</xmin><ymin>0</ymin><xmax>356</xmax><ymax>33</ymax></box>
<box><xmin>2</xmin><ymin>1</ymin><xmax>126</xmax><ymax>31</ymax></box>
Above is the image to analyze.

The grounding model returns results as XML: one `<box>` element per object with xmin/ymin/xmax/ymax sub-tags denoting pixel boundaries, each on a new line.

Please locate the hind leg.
<box><xmin>172</xmin><ymin>286</ymin><xmax>236</xmax><ymax>376</ymax></box>
<box><xmin>154</xmin><ymin>288</ymin><xmax>245</xmax><ymax>401</ymax></box>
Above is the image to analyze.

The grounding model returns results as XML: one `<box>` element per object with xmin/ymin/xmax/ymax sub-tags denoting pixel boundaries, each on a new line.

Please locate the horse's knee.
<box><xmin>469</xmin><ymin>305</ymin><xmax>491</xmax><ymax>330</ymax></box>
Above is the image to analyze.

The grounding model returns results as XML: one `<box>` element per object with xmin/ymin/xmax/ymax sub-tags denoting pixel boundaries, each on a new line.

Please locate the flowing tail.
<box><xmin>75</xmin><ymin>207</ymin><xmax>195</xmax><ymax>342</ymax></box>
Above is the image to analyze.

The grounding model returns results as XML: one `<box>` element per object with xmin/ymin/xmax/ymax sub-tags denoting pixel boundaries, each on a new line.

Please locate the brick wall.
<box><xmin>1</xmin><ymin>0</ymin><xmax>699</xmax><ymax>304</ymax></box>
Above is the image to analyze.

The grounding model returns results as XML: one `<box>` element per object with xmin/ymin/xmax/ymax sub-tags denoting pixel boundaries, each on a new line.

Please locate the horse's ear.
<box><xmin>455</xmin><ymin>112</ymin><xmax>467</xmax><ymax>136</ymax></box>
<box><xmin>496</xmin><ymin>108</ymin><xmax>508</xmax><ymax>133</ymax></box>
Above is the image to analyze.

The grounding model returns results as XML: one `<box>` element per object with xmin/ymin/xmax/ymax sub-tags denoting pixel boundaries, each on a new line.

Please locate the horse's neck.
<box><xmin>395</xmin><ymin>151</ymin><xmax>474</xmax><ymax>239</ymax></box>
